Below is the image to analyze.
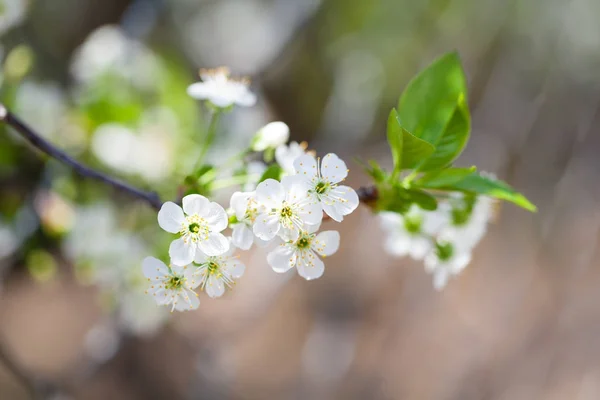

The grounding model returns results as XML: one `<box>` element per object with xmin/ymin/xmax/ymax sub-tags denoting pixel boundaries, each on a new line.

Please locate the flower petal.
<box><xmin>169</xmin><ymin>238</ymin><xmax>196</xmax><ymax>266</ymax></box>
<box><xmin>267</xmin><ymin>244</ymin><xmax>297</xmax><ymax>273</ymax></box>
<box><xmin>230</xmin><ymin>191</ymin><xmax>253</xmax><ymax>219</ymax></box>
<box><xmin>205</xmin><ymin>275</ymin><xmax>225</xmax><ymax>298</ymax></box>
<box><xmin>296</xmin><ymin>250</ymin><xmax>324</xmax><ymax>280</ymax></box>
<box><xmin>187</xmin><ymin>82</ymin><xmax>212</xmax><ymax>100</ymax></box>
<box><xmin>223</xmin><ymin>258</ymin><xmax>245</xmax><ymax>279</ymax></box>
<box><xmin>253</xmin><ymin>214</ymin><xmax>280</xmax><ymax>241</ymax></box>
<box><xmin>312</xmin><ymin>231</ymin><xmax>340</xmax><ymax>257</ymax></box>
<box><xmin>235</xmin><ymin>89</ymin><xmax>257</xmax><ymax>107</ymax></box>
<box><xmin>321</xmin><ymin>153</ymin><xmax>348</xmax><ymax>184</ymax></box>
<box><xmin>323</xmin><ymin>185</ymin><xmax>359</xmax><ymax>221</ymax></box>
<box><xmin>182</xmin><ymin>194</ymin><xmax>210</xmax><ymax>216</ymax></box>
<box><xmin>297</xmin><ymin>201</ymin><xmax>324</xmax><ymax>226</ymax></box>
<box><xmin>142</xmin><ymin>257</ymin><xmax>169</xmax><ymax>281</ymax></box>
<box><xmin>232</xmin><ymin>224</ymin><xmax>254</xmax><ymax>250</ymax></box>
<box><xmin>201</xmin><ymin>202</ymin><xmax>228</xmax><ymax>232</ymax></box>
<box><xmin>255</xmin><ymin>179</ymin><xmax>285</xmax><ymax>209</ymax></box>
<box><xmin>433</xmin><ymin>269</ymin><xmax>450</xmax><ymax>291</ymax></box>
<box><xmin>293</xmin><ymin>154</ymin><xmax>318</xmax><ymax>177</ymax></box>
<box><xmin>157</xmin><ymin>202</ymin><xmax>185</xmax><ymax>233</ymax></box>
<box><xmin>193</xmin><ymin>250</ymin><xmax>208</xmax><ymax>265</ymax></box>
<box><xmin>186</xmin><ymin>291</ymin><xmax>200</xmax><ymax>309</ymax></box>
<box><xmin>199</xmin><ymin>232</ymin><xmax>230</xmax><ymax>256</ymax></box>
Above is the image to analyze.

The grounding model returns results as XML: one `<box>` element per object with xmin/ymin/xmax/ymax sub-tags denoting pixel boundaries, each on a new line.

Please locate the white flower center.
<box><xmin>272</xmin><ymin>201</ymin><xmax>304</xmax><ymax>231</ymax></box>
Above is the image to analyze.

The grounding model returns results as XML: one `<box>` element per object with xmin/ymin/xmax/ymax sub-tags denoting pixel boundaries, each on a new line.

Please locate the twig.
<box><xmin>0</xmin><ymin>105</ymin><xmax>162</xmax><ymax>210</ymax></box>
<box><xmin>0</xmin><ymin>104</ymin><xmax>379</xmax><ymax>211</ymax></box>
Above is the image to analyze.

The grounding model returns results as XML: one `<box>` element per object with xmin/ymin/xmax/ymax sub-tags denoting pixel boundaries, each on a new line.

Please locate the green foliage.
<box><xmin>258</xmin><ymin>164</ymin><xmax>283</xmax><ymax>184</ymax></box>
<box><xmin>372</xmin><ymin>51</ymin><xmax>536</xmax><ymax>213</ymax></box>
<box><xmin>439</xmin><ymin>173</ymin><xmax>536</xmax><ymax>212</ymax></box>
<box><xmin>387</xmin><ymin>109</ymin><xmax>435</xmax><ymax>178</ymax></box>
<box><xmin>375</xmin><ymin>183</ymin><xmax>437</xmax><ymax>213</ymax></box>
<box><xmin>416</xmin><ymin>95</ymin><xmax>470</xmax><ymax>171</ymax></box>
<box><xmin>398</xmin><ymin>52</ymin><xmax>467</xmax><ymax>144</ymax></box>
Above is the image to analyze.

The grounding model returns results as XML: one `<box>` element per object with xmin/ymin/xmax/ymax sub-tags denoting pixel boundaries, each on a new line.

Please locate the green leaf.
<box><xmin>436</xmin><ymin>173</ymin><xmax>536</xmax><ymax>212</ymax></box>
<box><xmin>258</xmin><ymin>164</ymin><xmax>283</xmax><ymax>183</ymax></box>
<box><xmin>398</xmin><ymin>52</ymin><xmax>467</xmax><ymax>145</ymax></box>
<box><xmin>417</xmin><ymin>95</ymin><xmax>471</xmax><ymax>171</ymax></box>
<box><xmin>375</xmin><ymin>184</ymin><xmax>437</xmax><ymax>213</ymax></box>
<box><xmin>416</xmin><ymin>166</ymin><xmax>476</xmax><ymax>188</ymax></box>
<box><xmin>386</xmin><ymin>109</ymin><xmax>435</xmax><ymax>177</ymax></box>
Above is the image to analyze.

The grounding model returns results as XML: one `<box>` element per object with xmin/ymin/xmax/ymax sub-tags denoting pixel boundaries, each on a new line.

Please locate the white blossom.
<box><xmin>275</xmin><ymin>141</ymin><xmax>308</xmax><ymax>175</ymax></box>
<box><xmin>187</xmin><ymin>67</ymin><xmax>256</xmax><ymax>108</ymax></box>
<box><xmin>193</xmin><ymin>246</ymin><xmax>245</xmax><ymax>298</ymax></box>
<box><xmin>229</xmin><ymin>191</ymin><xmax>260</xmax><ymax>250</ymax></box>
<box><xmin>438</xmin><ymin>193</ymin><xmax>494</xmax><ymax>252</ymax></box>
<box><xmin>142</xmin><ymin>257</ymin><xmax>200</xmax><ymax>312</ymax></box>
<box><xmin>251</xmin><ymin>121</ymin><xmax>290</xmax><ymax>151</ymax></box>
<box><xmin>0</xmin><ymin>0</ymin><xmax>27</xmax><ymax>35</ymax></box>
<box><xmin>158</xmin><ymin>194</ymin><xmax>229</xmax><ymax>266</ymax></box>
<box><xmin>293</xmin><ymin>153</ymin><xmax>359</xmax><ymax>222</ymax></box>
<box><xmin>378</xmin><ymin>205</ymin><xmax>447</xmax><ymax>260</ymax></box>
<box><xmin>267</xmin><ymin>226</ymin><xmax>339</xmax><ymax>280</ymax></box>
<box><xmin>424</xmin><ymin>242</ymin><xmax>471</xmax><ymax>291</ymax></box>
<box><xmin>253</xmin><ymin>177</ymin><xmax>322</xmax><ymax>241</ymax></box>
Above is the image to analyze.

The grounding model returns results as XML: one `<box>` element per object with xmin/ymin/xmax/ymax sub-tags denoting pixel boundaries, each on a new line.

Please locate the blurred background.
<box><xmin>1</xmin><ymin>0</ymin><xmax>600</xmax><ymax>399</ymax></box>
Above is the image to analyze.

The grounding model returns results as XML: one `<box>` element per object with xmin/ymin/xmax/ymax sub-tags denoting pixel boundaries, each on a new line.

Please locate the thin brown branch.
<box><xmin>0</xmin><ymin>105</ymin><xmax>162</xmax><ymax>210</ymax></box>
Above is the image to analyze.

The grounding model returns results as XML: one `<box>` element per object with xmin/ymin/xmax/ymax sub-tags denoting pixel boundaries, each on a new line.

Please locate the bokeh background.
<box><xmin>1</xmin><ymin>0</ymin><xmax>600</xmax><ymax>399</ymax></box>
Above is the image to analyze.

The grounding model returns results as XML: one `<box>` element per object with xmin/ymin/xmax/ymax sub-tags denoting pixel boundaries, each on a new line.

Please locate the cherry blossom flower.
<box><xmin>379</xmin><ymin>205</ymin><xmax>447</xmax><ymax>260</ymax></box>
<box><xmin>293</xmin><ymin>153</ymin><xmax>359</xmax><ymax>222</ymax></box>
<box><xmin>267</xmin><ymin>226</ymin><xmax>339</xmax><ymax>280</ymax></box>
<box><xmin>158</xmin><ymin>194</ymin><xmax>229</xmax><ymax>266</ymax></box>
<box><xmin>275</xmin><ymin>141</ymin><xmax>308</xmax><ymax>175</ymax></box>
<box><xmin>251</xmin><ymin>121</ymin><xmax>290</xmax><ymax>151</ymax></box>
<box><xmin>142</xmin><ymin>257</ymin><xmax>200</xmax><ymax>311</ymax></box>
<box><xmin>229</xmin><ymin>191</ymin><xmax>260</xmax><ymax>250</ymax></box>
<box><xmin>253</xmin><ymin>177</ymin><xmax>322</xmax><ymax>241</ymax></box>
<box><xmin>193</xmin><ymin>246</ymin><xmax>245</xmax><ymax>298</ymax></box>
<box><xmin>187</xmin><ymin>67</ymin><xmax>256</xmax><ymax>108</ymax></box>
<box><xmin>424</xmin><ymin>242</ymin><xmax>471</xmax><ymax>291</ymax></box>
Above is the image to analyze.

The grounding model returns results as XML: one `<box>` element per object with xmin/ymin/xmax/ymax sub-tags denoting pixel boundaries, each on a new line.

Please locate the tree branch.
<box><xmin>0</xmin><ymin>104</ymin><xmax>378</xmax><ymax>211</ymax></box>
<box><xmin>0</xmin><ymin>105</ymin><xmax>162</xmax><ymax>210</ymax></box>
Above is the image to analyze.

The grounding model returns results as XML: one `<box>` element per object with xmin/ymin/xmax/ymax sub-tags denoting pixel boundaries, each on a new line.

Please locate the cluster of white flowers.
<box><xmin>145</xmin><ymin>72</ymin><xmax>360</xmax><ymax>311</ymax></box>
<box><xmin>379</xmin><ymin>191</ymin><xmax>495</xmax><ymax>290</ymax></box>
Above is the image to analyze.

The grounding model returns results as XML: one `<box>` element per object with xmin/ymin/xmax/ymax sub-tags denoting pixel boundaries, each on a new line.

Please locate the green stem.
<box><xmin>194</xmin><ymin>110</ymin><xmax>222</xmax><ymax>171</ymax></box>
<box><xmin>402</xmin><ymin>170</ymin><xmax>419</xmax><ymax>185</ymax></box>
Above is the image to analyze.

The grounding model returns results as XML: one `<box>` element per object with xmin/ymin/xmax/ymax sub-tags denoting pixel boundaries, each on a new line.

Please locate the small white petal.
<box><xmin>252</xmin><ymin>121</ymin><xmax>290</xmax><ymax>151</ymax></box>
<box><xmin>383</xmin><ymin>234</ymin><xmax>411</xmax><ymax>258</ymax></box>
<box><xmin>186</xmin><ymin>292</ymin><xmax>200</xmax><ymax>309</ymax></box>
<box><xmin>253</xmin><ymin>214</ymin><xmax>280</xmax><ymax>241</ymax></box>
<box><xmin>255</xmin><ymin>179</ymin><xmax>285</xmax><ymax>209</ymax></box>
<box><xmin>169</xmin><ymin>238</ymin><xmax>196</xmax><ymax>266</ymax></box>
<box><xmin>322</xmin><ymin>202</ymin><xmax>344</xmax><ymax>222</ymax></box>
<box><xmin>223</xmin><ymin>258</ymin><xmax>245</xmax><ymax>279</ymax></box>
<box><xmin>193</xmin><ymin>250</ymin><xmax>208</xmax><ymax>265</ymax></box>
<box><xmin>205</xmin><ymin>275</ymin><xmax>225</xmax><ymax>298</ymax></box>
<box><xmin>157</xmin><ymin>202</ymin><xmax>185</xmax><ymax>233</ymax></box>
<box><xmin>230</xmin><ymin>191</ymin><xmax>253</xmax><ymax>219</ymax></box>
<box><xmin>142</xmin><ymin>257</ymin><xmax>169</xmax><ymax>281</ymax></box>
<box><xmin>324</xmin><ymin>186</ymin><xmax>359</xmax><ymax>220</ymax></box>
<box><xmin>298</xmin><ymin>202</ymin><xmax>324</xmax><ymax>226</ymax></box>
<box><xmin>407</xmin><ymin>237</ymin><xmax>432</xmax><ymax>260</ymax></box>
<box><xmin>313</xmin><ymin>231</ymin><xmax>340</xmax><ymax>257</ymax></box>
<box><xmin>267</xmin><ymin>245</ymin><xmax>297</xmax><ymax>273</ymax></box>
<box><xmin>201</xmin><ymin>202</ymin><xmax>228</xmax><ymax>232</ymax></box>
<box><xmin>187</xmin><ymin>82</ymin><xmax>212</xmax><ymax>100</ymax></box>
<box><xmin>320</xmin><ymin>153</ymin><xmax>348</xmax><ymax>183</ymax></box>
<box><xmin>293</xmin><ymin>154</ymin><xmax>318</xmax><ymax>177</ymax></box>
<box><xmin>296</xmin><ymin>250</ymin><xmax>325</xmax><ymax>280</ymax></box>
<box><xmin>235</xmin><ymin>88</ymin><xmax>257</xmax><ymax>107</ymax></box>
<box><xmin>232</xmin><ymin>224</ymin><xmax>254</xmax><ymax>250</ymax></box>
<box><xmin>199</xmin><ymin>232</ymin><xmax>230</xmax><ymax>256</ymax></box>
<box><xmin>182</xmin><ymin>194</ymin><xmax>210</xmax><ymax>216</ymax></box>
<box><xmin>433</xmin><ymin>270</ymin><xmax>449</xmax><ymax>291</ymax></box>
